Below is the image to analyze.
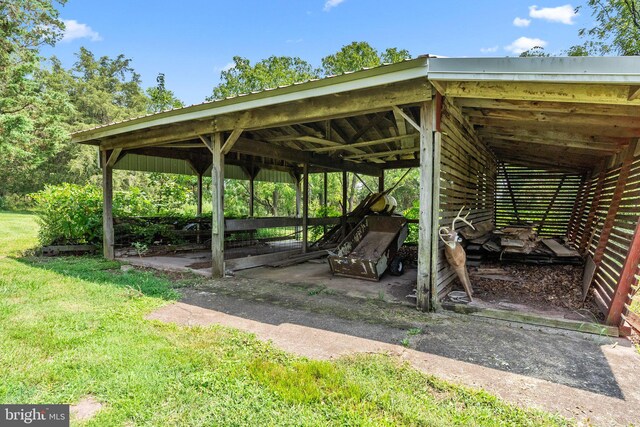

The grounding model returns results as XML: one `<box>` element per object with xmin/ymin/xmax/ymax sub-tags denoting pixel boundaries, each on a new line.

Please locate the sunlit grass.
<box><xmin>0</xmin><ymin>212</ymin><xmax>572</xmax><ymax>426</ymax></box>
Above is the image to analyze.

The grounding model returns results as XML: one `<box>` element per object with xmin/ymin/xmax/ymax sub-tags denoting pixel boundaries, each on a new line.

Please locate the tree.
<box><xmin>146</xmin><ymin>73</ymin><xmax>184</xmax><ymax>113</ymax></box>
<box><xmin>574</xmin><ymin>0</ymin><xmax>640</xmax><ymax>55</ymax></box>
<box><xmin>519</xmin><ymin>46</ymin><xmax>551</xmax><ymax>57</ymax></box>
<box><xmin>208</xmin><ymin>55</ymin><xmax>319</xmax><ymax>100</ymax></box>
<box><xmin>0</xmin><ymin>0</ymin><xmax>72</xmax><ymax>197</ymax></box>
<box><xmin>321</xmin><ymin>41</ymin><xmax>411</xmax><ymax>75</ymax></box>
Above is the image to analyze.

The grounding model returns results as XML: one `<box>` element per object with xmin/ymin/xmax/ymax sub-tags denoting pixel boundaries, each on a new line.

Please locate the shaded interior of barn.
<box><xmin>72</xmin><ymin>56</ymin><xmax>640</xmax><ymax>331</ymax></box>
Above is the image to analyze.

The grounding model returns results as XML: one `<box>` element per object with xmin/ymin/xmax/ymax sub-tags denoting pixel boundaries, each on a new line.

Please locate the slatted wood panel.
<box><xmin>436</xmin><ymin>99</ymin><xmax>497</xmax><ymax>299</ymax></box>
<box><xmin>576</xmin><ymin>155</ymin><xmax>640</xmax><ymax>316</ymax></box>
<box><xmin>495</xmin><ymin>164</ymin><xmax>584</xmax><ymax>237</ymax></box>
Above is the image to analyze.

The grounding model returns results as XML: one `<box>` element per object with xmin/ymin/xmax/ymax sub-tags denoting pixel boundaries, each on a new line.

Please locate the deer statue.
<box><xmin>439</xmin><ymin>206</ymin><xmax>475</xmax><ymax>302</ymax></box>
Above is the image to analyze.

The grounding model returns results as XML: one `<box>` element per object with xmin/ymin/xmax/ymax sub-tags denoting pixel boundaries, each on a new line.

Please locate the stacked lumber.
<box><xmin>461</xmin><ymin>224</ymin><xmax>582</xmax><ymax>265</ymax></box>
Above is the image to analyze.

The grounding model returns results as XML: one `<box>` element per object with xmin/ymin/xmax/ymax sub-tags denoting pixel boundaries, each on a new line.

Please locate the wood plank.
<box><xmin>442</xmin><ymin>81</ymin><xmax>640</xmax><ymax>106</ymax></box>
<box><xmin>441</xmin><ymin>303</ymin><xmax>619</xmax><ymax>337</ymax></box>
<box><xmin>606</xmin><ymin>214</ymin><xmax>640</xmax><ymax>325</ymax></box>
<box><xmin>455</xmin><ymin>98</ymin><xmax>640</xmax><ymax>117</ymax></box>
<box><xmin>225</xmin><ymin>249</ymin><xmax>302</xmax><ymax>271</ymax></box>
<box><xmin>542</xmin><ymin>239</ymin><xmax>580</xmax><ymax>257</ymax></box>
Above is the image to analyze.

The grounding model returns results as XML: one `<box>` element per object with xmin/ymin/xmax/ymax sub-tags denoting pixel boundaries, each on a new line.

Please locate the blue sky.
<box><xmin>44</xmin><ymin>0</ymin><xmax>590</xmax><ymax>105</ymax></box>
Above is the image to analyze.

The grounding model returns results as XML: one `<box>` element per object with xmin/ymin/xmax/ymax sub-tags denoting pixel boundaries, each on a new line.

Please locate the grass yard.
<box><xmin>0</xmin><ymin>211</ymin><xmax>572</xmax><ymax>426</ymax></box>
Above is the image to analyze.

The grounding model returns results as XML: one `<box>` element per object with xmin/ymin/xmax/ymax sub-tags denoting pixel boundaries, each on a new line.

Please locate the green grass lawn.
<box><xmin>0</xmin><ymin>211</ymin><xmax>572</xmax><ymax>426</ymax></box>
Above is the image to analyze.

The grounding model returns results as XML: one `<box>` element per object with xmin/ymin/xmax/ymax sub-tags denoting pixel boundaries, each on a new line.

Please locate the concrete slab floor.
<box><xmin>235</xmin><ymin>261</ymin><xmax>417</xmax><ymax>305</ymax></box>
<box><xmin>148</xmin><ymin>277</ymin><xmax>640</xmax><ymax>427</ymax></box>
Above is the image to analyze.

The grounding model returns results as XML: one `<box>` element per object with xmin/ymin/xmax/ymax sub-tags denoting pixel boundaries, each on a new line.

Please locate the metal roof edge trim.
<box><xmin>427</xmin><ymin>56</ymin><xmax>640</xmax><ymax>84</ymax></box>
<box><xmin>72</xmin><ymin>57</ymin><xmax>430</xmax><ymax>143</ymax></box>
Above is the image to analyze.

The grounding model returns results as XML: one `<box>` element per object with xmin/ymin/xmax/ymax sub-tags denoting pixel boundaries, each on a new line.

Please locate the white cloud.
<box><xmin>480</xmin><ymin>46</ymin><xmax>499</xmax><ymax>53</ymax></box>
<box><xmin>505</xmin><ymin>36</ymin><xmax>547</xmax><ymax>54</ymax></box>
<box><xmin>529</xmin><ymin>5</ymin><xmax>577</xmax><ymax>24</ymax></box>
<box><xmin>323</xmin><ymin>0</ymin><xmax>345</xmax><ymax>11</ymax></box>
<box><xmin>61</xmin><ymin>19</ymin><xmax>101</xmax><ymax>42</ymax></box>
<box><xmin>513</xmin><ymin>17</ymin><xmax>531</xmax><ymax>27</ymax></box>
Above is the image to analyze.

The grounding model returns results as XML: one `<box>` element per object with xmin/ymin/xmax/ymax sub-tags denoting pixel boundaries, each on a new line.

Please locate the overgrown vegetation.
<box><xmin>0</xmin><ymin>211</ymin><xmax>573</xmax><ymax>425</ymax></box>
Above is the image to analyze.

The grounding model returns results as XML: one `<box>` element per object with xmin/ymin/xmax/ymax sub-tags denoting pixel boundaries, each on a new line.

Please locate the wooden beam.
<box><xmin>101</xmin><ymin>150</ymin><xmax>114</xmax><ymax>260</ymax></box>
<box><xmin>442</xmin><ymin>81</ymin><xmax>640</xmax><ymax>105</ymax></box>
<box><xmin>221</xmin><ymin>127</ymin><xmax>244</xmax><ymax>155</ymax></box>
<box><xmin>629</xmin><ymin>86</ymin><xmax>640</xmax><ymax>101</ymax></box>
<box><xmin>606</xmin><ymin>215</ymin><xmax>640</xmax><ymax>325</ymax></box>
<box><xmin>417</xmin><ymin>100</ymin><xmax>434</xmax><ymax>311</ymax></box>
<box><xmin>378</xmin><ymin>170</ymin><xmax>384</xmax><ymax>192</ymax></box>
<box><xmin>465</xmin><ymin>108</ymin><xmax>640</xmax><ymax>129</ymax></box>
<box><xmin>477</xmin><ymin>127</ymin><xmax>629</xmax><ymax>148</ymax></box>
<box><xmin>484</xmin><ymin>136</ymin><xmax>619</xmax><ymax>154</ymax></box>
<box><xmin>341</xmin><ymin>171</ymin><xmax>348</xmax><ymax>239</ymax></box>
<box><xmin>392</xmin><ymin>106</ymin><xmax>421</xmax><ymax>133</ymax></box>
<box><xmin>307</xmin><ymin>134</ymin><xmax>419</xmax><ymax>153</ymax></box>
<box><xmin>107</xmin><ymin>148</ymin><xmax>122</xmax><ymax>167</ymax></box>
<box><xmin>470</xmin><ymin>117</ymin><xmax>640</xmax><ymax>138</ymax></box>
<box><xmin>344</xmin><ymin>147</ymin><xmax>420</xmax><ymax>160</ymax></box>
<box><xmin>579</xmin><ymin>168</ymin><xmax>607</xmax><ymax>253</ymax></box>
<box><xmin>231</xmin><ymin>137</ymin><xmax>382</xmax><ymax>176</ymax></box>
<box><xmin>430</xmin><ymin>130</ymin><xmax>441</xmax><ymax>309</ymax></box>
<box><xmin>593</xmin><ymin>141</ymin><xmax>638</xmax><ymax>266</ymax></box>
<box><xmin>567</xmin><ymin>175</ymin><xmax>589</xmax><ymax>243</ymax></box>
<box><xmin>101</xmin><ymin>121</ymin><xmax>213</xmax><ymax>151</ymax></box>
<box><xmin>199</xmin><ymin>134</ymin><xmax>214</xmax><ymax>154</ymax></box>
<box><xmin>211</xmin><ymin>132</ymin><xmax>225</xmax><ymax>278</ymax></box>
<box><xmin>213</xmin><ymin>80</ymin><xmax>433</xmax><ymax>132</ymax></box>
<box><xmin>456</xmin><ymin>98</ymin><xmax>640</xmax><ymax>117</ymax></box>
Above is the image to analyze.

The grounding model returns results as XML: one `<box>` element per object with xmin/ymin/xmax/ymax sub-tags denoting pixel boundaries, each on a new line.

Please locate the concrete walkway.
<box><xmin>147</xmin><ymin>283</ymin><xmax>640</xmax><ymax>426</ymax></box>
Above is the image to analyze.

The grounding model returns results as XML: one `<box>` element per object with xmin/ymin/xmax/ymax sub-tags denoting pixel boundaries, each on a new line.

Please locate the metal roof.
<box><xmin>427</xmin><ymin>56</ymin><xmax>640</xmax><ymax>84</ymax></box>
<box><xmin>71</xmin><ymin>56</ymin><xmax>431</xmax><ymax>143</ymax></box>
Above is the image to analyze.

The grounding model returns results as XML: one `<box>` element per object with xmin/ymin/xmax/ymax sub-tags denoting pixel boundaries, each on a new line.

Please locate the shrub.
<box><xmin>33</xmin><ymin>183</ymin><xmax>156</xmax><ymax>246</ymax></box>
<box><xmin>403</xmin><ymin>200</ymin><xmax>419</xmax><ymax>243</ymax></box>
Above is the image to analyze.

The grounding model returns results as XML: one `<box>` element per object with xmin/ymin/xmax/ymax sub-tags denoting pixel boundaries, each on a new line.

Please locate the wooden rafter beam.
<box><xmin>344</xmin><ymin>147</ymin><xmax>420</xmax><ymax>160</ymax></box>
<box><xmin>307</xmin><ymin>134</ymin><xmax>419</xmax><ymax>153</ymax></box>
<box><xmin>629</xmin><ymin>86</ymin><xmax>640</xmax><ymax>101</ymax></box>
<box><xmin>441</xmin><ymin>81</ymin><xmax>640</xmax><ymax>105</ymax></box>
<box><xmin>199</xmin><ymin>134</ymin><xmax>214</xmax><ymax>154</ymax></box>
<box><xmin>482</xmin><ymin>136</ymin><xmax>621</xmax><ymax>153</ymax></box>
<box><xmin>475</xmin><ymin>127</ymin><xmax>629</xmax><ymax>146</ymax></box>
<box><xmin>465</xmin><ymin>108</ymin><xmax>640</xmax><ymax>129</ymax></box>
<box><xmin>232</xmin><ymin>137</ymin><xmax>381</xmax><ymax>176</ymax></box>
<box><xmin>470</xmin><ymin>117</ymin><xmax>640</xmax><ymax>138</ymax></box>
<box><xmin>455</xmin><ymin>98</ymin><xmax>640</xmax><ymax>117</ymax></box>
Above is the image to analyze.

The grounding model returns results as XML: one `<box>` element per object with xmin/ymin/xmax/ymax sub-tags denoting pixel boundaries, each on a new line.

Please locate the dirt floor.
<box><xmin>147</xmin><ymin>274</ymin><xmax>640</xmax><ymax>427</ymax></box>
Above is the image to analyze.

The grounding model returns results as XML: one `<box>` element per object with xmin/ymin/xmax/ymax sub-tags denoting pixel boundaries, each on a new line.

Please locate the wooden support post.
<box><xmin>580</xmin><ymin>168</ymin><xmax>607</xmax><ymax>253</ymax></box>
<box><xmin>430</xmin><ymin>131</ymin><xmax>442</xmax><ymax>309</ymax></box>
<box><xmin>417</xmin><ymin>100</ymin><xmax>435</xmax><ymax>312</ymax></box>
<box><xmin>101</xmin><ymin>150</ymin><xmax>114</xmax><ymax>260</ymax></box>
<box><xmin>342</xmin><ymin>170</ymin><xmax>348</xmax><ymax>239</ymax></box>
<box><xmin>378</xmin><ymin>170</ymin><xmax>385</xmax><ymax>193</ymax></box>
<box><xmin>196</xmin><ymin>173</ymin><xmax>203</xmax><ymax>216</ymax></box>
<box><xmin>211</xmin><ymin>133</ymin><xmax>225</xmax><ymax>278</ymax></box>
<box><xmin>302</xmin><ymin>163</ymin><xmax>309</xmax><ymax>253</ymax></box>
<box><xmin>606</xmin><ymin>216</ymin><xmax>640</xmax><ymax>325</ymax></box>
<box><xmin>593</xmin><ymin>141</ymin><xmax>637</xmax><ymax>264</ymax></box>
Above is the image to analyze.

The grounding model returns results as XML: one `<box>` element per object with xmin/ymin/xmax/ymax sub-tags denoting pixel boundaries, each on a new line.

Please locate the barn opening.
<box><xmin>72</xmin><ymin>56</ymin><xmax>640</xmax><ymax>334</ymax></box>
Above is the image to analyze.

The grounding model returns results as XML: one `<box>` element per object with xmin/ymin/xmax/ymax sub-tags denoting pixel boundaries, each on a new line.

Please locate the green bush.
<box><xmin>33</xmin><ymin>183</ymin><xmax>155</xmax><ymax>246</ymax></box>
<box><xmin>403</xmin><ymin>200</ymin><xmax>419</xmax><ymax>243</ymax></box>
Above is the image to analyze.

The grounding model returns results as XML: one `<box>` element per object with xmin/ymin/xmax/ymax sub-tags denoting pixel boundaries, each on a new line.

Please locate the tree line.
<box><xmin>1</xmin><ymin>0</ymin><xmax>638</xmax><ymax>216</ymax></box>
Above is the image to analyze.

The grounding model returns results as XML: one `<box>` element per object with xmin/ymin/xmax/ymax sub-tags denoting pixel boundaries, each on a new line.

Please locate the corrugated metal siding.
<box><xmin>116</xmin><ymin>153</ymin><xmax>294</xmax><ymax>183</ymax></box>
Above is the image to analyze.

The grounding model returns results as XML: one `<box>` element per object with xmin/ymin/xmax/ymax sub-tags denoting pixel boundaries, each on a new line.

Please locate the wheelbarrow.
<box><xmin>328</xmin><ymin>215</ymin><xmax>408</xmax><ymax>281</ymax></box>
